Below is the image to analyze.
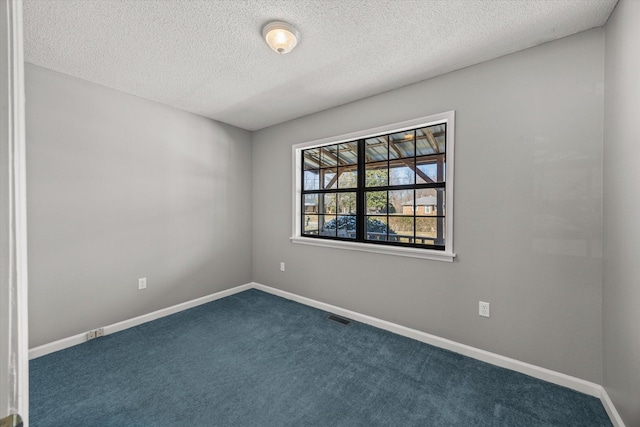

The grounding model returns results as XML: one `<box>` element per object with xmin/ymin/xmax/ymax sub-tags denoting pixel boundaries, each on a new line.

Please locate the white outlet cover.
<box><xmin>479</xmin><ymin>301</ymin><xmax>490</xmax><ymax>317</ymax></box>
<box><xmin>138</xmin><ymin>278</ymin><xmax>147</xmax><ymax>290</ymax></box>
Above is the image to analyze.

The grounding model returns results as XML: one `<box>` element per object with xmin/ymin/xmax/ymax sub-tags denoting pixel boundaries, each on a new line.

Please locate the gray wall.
<box><xmin>26</xmin><ymin>64</ymin><xmax>252</xmax><ymax>348</ymax></box>
<box><xmin>252</xmin><ymin>29</ymin><xmax>605</xmax><ymax>383</ymax></box>
<box><xmin>603</xmin><ymin>0</ymin><xmax>640</xmax><ymax>425</ymax></box>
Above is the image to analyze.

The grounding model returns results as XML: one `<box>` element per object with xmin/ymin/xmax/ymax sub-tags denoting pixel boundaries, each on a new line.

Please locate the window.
<box><xmin>292</xmin><ymin>111</ymin><xmax>455</xmax><ymax>262</ymax></box>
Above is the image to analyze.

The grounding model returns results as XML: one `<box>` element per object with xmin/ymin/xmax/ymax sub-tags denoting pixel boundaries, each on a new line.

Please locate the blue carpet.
<box><xmin>30</xmin><ymin>289</ymin><xmax>612</xmax><ymax>426</ymax></box>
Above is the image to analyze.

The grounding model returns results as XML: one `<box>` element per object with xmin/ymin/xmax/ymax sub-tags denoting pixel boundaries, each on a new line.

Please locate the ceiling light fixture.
<box><xmin>262</xmin><ymin>21</ymin><xmax>300</xmax><ymax>54</ymax></box>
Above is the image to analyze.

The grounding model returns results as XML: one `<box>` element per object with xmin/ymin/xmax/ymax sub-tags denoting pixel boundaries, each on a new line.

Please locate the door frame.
<box><xmin>1</xmin><ymin>0</ymin><xmax>28</xmax><ymax>425</ymax></box>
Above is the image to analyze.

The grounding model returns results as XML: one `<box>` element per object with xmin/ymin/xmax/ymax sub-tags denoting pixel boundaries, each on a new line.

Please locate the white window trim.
<box><xmin>291</xmin><ymin>111</ymin><xmax>456</xmax><ymax>262</ymax></box>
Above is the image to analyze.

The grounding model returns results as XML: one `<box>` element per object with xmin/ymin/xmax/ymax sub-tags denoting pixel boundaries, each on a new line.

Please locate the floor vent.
<box><xmin>327</xmin><ymin>314</ymin><xmax>351</xmax><ymax>325</ymax></box>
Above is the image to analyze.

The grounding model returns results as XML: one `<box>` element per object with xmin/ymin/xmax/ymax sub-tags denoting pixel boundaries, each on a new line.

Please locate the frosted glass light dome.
<box><xmin>262</xmin><ymin>21</ymin><xmax>300</xmax><ymax>54</ymax></box>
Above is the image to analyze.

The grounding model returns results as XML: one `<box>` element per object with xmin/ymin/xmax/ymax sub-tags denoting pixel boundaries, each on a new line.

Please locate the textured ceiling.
<box><xmin>23</xmin><ymin>0</ymin><xmax>617</xmax><ymax>131</ymax></box>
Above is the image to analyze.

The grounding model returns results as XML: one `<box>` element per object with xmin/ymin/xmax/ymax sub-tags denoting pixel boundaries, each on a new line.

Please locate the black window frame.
<box><xmin>300</xmin><ymin>123</ymin><xmax>447</xmax><ymax>251</ymax></box>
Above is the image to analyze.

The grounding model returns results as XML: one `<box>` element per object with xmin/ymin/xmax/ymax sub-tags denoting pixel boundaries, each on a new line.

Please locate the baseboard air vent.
<box><xmin>327</xmin><ymin>314</ymin><xmax>351</xmax><ymax>325</ymax></box>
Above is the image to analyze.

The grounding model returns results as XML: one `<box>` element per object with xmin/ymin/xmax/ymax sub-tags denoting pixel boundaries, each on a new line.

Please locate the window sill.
<box><xmin>290</xmin><ymin>236</ymin><xmax>455</xmax><ymax>262</ymax></box>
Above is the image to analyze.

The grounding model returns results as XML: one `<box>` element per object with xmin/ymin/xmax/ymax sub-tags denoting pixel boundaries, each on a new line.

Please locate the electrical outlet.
<box><xmin>87</xmin><ymin>328</ymin><xmax>104</xmax><ymax>341</ymax></box>
<box><xmin>138</xmin><ymin>277</ymin><xmax>147</xmax><ymax>290</ymax></box>
<box><xmin>479</xmin><ymin>301</ymin><xmax>490</xmax><ymax>318</ymax></box>
<box><xmin>280</xmin><ymin>262</ymin><xmax>285</xmax><ymax>272</ymax></box>
<box><xmin>87</xmin><ymin>328</ymin><xmax>105</xmax><ymax>340</ymax></box>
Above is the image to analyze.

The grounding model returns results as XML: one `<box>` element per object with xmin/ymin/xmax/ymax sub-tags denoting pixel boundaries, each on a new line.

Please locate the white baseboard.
<box><xmin>599</xmin><ymin>385</ymin><xmax>626</xmax><ymax>427</ymax></box>
<box><xmin>28</xmin><ymin>281</ymin><xmax>625</xmax><ymax>426</ymax></box>
<box><xmin>28</xmin><ymin>283</ymin><xmax>252</xmax><ymax>359</ymax></box>
<box><xmin>251</xmin><ymin>282</ymin><xmax>625</xmax><ymax>427</ymax></box>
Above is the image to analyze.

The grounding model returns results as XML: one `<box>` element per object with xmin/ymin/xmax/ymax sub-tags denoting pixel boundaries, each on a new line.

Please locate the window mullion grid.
<box><xmin>356</xmin><ymin>139</ymin><xmax>365</xmax><ymax>243</ymax></box>
<box><xmin>413</xmin><ymin>129</ymin><xmax>417</xmax><ymax>244</ymax></box>
<box><xmin>385</xmin><ymin>191</ymin><xmax>389</xmax><ymax>241</ymax></box>
<box><xmin>300</xmin><ymin>120</ymin><xmax>448</xmax><ymax>250</ymax></box>
<box><xmin>436</xmin><ymin>123</ymin><xmax>446</xmax><ymax>246</ymax></box>
<box><xmin>300</xmin><ymin>187</ymin><xmax>305</xmax><ymax>236</ymax></box>
<box><xmin>300</xmin><ymin>159</ymin><xmax>306</xmax><ymax>236</ymax></box>
<box><xmin>386</xmin><ymin>135</ymin><xmax>390</xmax><ymax>242</ymax></box>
